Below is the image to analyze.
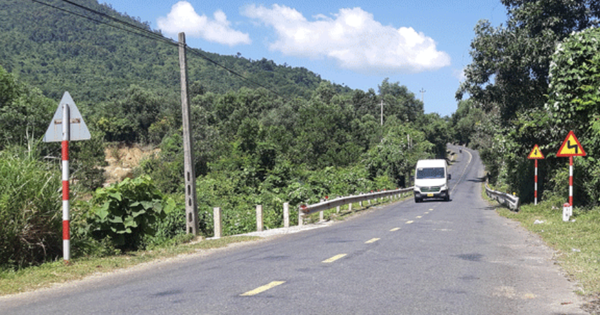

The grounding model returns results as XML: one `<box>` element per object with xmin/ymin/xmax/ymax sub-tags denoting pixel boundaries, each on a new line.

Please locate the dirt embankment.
<box><xmin>103</xmin><ymin>145</ymin><xmax>159</xmax><ymax>186</ymax></box>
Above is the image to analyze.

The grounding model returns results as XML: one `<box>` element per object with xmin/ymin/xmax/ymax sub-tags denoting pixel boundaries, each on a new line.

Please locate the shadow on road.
<box><xmin>467</xmin><ymin>177</ymin><xmax>487</xmax><ymax>183</ymax></box>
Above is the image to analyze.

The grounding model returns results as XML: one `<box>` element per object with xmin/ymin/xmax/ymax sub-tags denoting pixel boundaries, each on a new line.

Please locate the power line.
<box><xmin>31</xmin><ymin>0</ymin><xmax>175</xmax><ymax>45</ymax></box>
<box><xmin>184</xmin><ymin>47</ymin><xmax>286</xmax><ymax>99</ymax></box>
<box><xmin>30</xmin><ymin>0</ymin><xmax>287</xmax><ymax>100</ymax></box>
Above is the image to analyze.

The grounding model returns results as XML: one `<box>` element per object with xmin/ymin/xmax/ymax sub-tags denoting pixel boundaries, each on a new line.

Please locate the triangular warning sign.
<box><xmin>557</xmin><ymin>131</ymin><xmax>586</xmax><ymax>157</ymax></box>
<box><xmin>43</xmin><ymin>92</ymin><xmax>90</xmax><ymax>143</ymax></box>
<box><xmin>527</xmin><ymin>144</ymin><xmax>545</xmax><ymax>159</ymax></box>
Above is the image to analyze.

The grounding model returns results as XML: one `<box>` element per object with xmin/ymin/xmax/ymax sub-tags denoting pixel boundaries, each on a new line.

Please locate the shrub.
<box><xmin>141</xmin><ymin>196</ymin><xmax>189</xmax><ymax>249</ymax></box>
<box><xmin>87</xmin><ymin>176</ymin><xmax>169</xmax><ymax>251</ymax></box>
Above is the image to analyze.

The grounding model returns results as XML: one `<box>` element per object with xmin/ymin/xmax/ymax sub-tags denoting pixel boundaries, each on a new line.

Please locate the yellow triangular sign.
<box><xmin>527</xmin><ymin>144</ymin><xmax>544</xmax><ymax>159</ymax></box>
<box><xmin>557</xmin><ymin>131</ymin><xmax>586</xmax><ymax>157</ymax></box>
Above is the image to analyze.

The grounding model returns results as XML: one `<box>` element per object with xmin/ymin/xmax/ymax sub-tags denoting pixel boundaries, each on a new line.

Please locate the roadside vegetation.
<box><xmin>0</xmin><ymin>0</ymin><xmax>452</xmax><ymax>289</ymax></box>
<box><xmin>453</xmin><ymin>0</ymin><xmax>600</xmax><ymax>302</ymax></box>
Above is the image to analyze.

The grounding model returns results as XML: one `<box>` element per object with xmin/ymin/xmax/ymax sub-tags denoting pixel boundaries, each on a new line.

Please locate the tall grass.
<box><xmin>0</xmin><ymin>146</ymin><xmax>61</xmax><ymax>269</ymax></box>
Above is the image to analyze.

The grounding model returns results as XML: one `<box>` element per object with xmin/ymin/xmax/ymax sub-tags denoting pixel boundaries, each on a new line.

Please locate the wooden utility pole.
<box><xmin>178</xmin><ymin>32</ymin><xmax>198</xmax><ymax>235</ymax></box>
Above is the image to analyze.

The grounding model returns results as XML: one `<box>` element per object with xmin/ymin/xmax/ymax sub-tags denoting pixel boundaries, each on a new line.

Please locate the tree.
<box><xmin>365</xmin><ymin>124</ymin><xmax>433</xmax><ymax>187</ymax></box>
<box><xmin>0</xmin><ymin>65</ymin><xmax>55</xmax><ymax>149</ymax></box>
<box><xmin>451</xmin><ymin>99</ymin><xmax>484</xmax><ymax>146</ymax></box>
<box><xmin>546</xmin><ymin>27</ymin><xmax>600</xmax><ymax>205</ymax></box>
<box><xmin>458</xmin><ymin>0</ymin><xmax>600</xmax><ymax>123</ymax></box>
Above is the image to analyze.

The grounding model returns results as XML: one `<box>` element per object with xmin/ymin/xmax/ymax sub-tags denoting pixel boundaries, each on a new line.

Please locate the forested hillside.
<box><xmin>0</xmin><ymin>0</ymin><xmax>451</xmax><ymax>270</ymax></box>
<box><xmin>0</xmin><ymin>0</ymin><xmax>348</xmax><ymax>105</ymax></box>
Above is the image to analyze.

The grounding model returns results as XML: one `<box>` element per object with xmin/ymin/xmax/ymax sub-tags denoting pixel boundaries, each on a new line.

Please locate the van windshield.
<box><xmin>416</xmin><ymin>167</ymin><xmax>445</xmax><ymax>179</ymax></box>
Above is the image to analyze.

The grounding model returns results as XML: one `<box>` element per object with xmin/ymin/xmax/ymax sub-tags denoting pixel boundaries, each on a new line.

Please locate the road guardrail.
<box><xmin>485</xmin><ymin>183</ymin><xmax>520</xmax><ymax>211</ymax></box>
<box><xmin>299</xmin><ymin>187</ymin><xmax>414</xmax><ymax>216</ymax></box>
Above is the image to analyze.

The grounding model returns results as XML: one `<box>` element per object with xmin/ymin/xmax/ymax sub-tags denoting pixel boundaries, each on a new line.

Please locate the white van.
<box><xmin>413</xmin><ymin>159</ymin><xmax>451</xmax><ymax>202</ymax></box>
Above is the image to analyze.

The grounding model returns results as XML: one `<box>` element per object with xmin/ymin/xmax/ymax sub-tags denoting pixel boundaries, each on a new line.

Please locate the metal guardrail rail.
<box><xmin>299</xmin><ymin>187</ymin><xmax>414</xmax><ymax>215</ymax></box>
<box><xmin>485</xmin><ymin>183</ymin><xmax>520</xmax><ymax>211</ymax></box>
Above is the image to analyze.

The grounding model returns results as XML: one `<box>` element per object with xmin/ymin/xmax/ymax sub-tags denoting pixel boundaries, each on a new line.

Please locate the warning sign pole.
<box><xmin>556</xmin><ymin>131</ymin><xmax>585</xmax><ymax>209</ymax></box>
<box><xmin>43</xmin><ymin>92</ymin><xmax>90</xmax><ymax>264</ymax></box>
<box><xmin>61</xmin><ymin>104</ymin><xmax>71</xmax><ymax>263</ymax></box>
<box><xmin>569</xmin><ymin>156</ymin><xmax>573</xmax><ymax>207</ymax></box>
<box><xmin>534</xmin><ymin>159</ymin><xmax>538</xmax><ymax>205</ymax></box>
<box><xmin>527</xmin><ymin>144</ymin><xmax>544</xmax><ymax>205</ymax></box>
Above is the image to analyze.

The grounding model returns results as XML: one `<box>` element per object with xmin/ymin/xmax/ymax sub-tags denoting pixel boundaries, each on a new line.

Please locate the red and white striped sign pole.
<box><xmin>534</xmin><ymin>159</ymin><xmax>538</xmax><ymax>205</ymax></box>
<box><xmin>556</xmin><ymin>131</ymin><xmax>585</xmax><ymax>210</ymax></box>
<box><xmin>527</xmin><ymin>144</ymin><xmax>544</xmax><ymax>205</ymax></box>
<box><xmin>62</xmin><ymin>104</ymin><xmax>71</xmax><ymax>263</ymax></box>
<box><xmin>43</xmin><ymin>92</ymin><xmax>90</xmax><ymax>265</ymax></box>
<box><xmin>569</xmin><ymin>156</ymin><xmax>573</xmax><ymax>207</ymax></box>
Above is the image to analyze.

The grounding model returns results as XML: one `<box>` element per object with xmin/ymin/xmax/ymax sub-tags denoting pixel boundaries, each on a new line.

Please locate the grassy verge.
<box><xmin>484</xmin><ymin>185</ymin><xmax>600</xmax><ymax>296</ymax></box>
<box><xmin>0</xmin><ymin>236</ymin><xmax>258</xmax><ymax>296</ymax></box>
<box><xmin>496</xmin><ymin>204</ymin><xmax>600</xmax><ymax>295</ymax></box>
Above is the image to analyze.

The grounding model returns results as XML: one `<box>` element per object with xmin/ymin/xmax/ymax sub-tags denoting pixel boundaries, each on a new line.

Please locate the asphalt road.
<box><xmin>1</xmin><ymin>146</ymin><xmax>587</xmax><ymax>314</ymax></box>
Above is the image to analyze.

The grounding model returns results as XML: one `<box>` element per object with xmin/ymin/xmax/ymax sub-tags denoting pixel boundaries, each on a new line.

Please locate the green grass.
<box><xmin>485</xmin><ymin>185</ymin><xmax>600</xmax><ymax>296</ymax></box>
<box><xmin>0</xmin><ymin>236</ymin><xmax>258</xmax><ymax>296</ymax></box>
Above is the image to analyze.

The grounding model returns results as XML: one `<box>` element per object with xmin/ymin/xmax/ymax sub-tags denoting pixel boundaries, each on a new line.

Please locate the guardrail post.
<box><xmin>349</xmin><ymin>202</ymin><xmax>353</xmax><ymax>212</ymax></box>
<box><xmin>298</xmin><ymin>211</ymin><xmax>303</xmax><ymax>227</ymax></box>
<box><xmin>319</xmin><ymin>210</ymin><xmax>324</xmax><ymax>222</ymax></box>
<box><xmin>283</xmin><ymin>202</ymin><xmax>289</xmax><ymax>228</ymax></box>
<box><xmin>359</xmin><ymin>200</ymin><xmax>363</xmax><ymax>207</ymax></box>
<box><xmin>336</xmin><ymin>205</ymin><xmax>340</xmax><ymax>213</ymax></box>
<box><xmin>213</xmin><ymin>207</ymin><xmax>222</xmax><ymax>238</ymax></box>
<box><xmin>256</xmin><ymin>205</ymin><xmax>263</xmax><ymax>232</ymax></box>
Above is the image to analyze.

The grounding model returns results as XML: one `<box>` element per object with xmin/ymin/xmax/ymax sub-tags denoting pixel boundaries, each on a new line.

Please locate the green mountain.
<box><xmin>0</xmin><ymin>0</ymin><xmax>350</xmax><ymax>105</ymax></box>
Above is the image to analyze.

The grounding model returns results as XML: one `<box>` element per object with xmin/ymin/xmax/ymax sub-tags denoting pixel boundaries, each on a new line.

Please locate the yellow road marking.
<box><xmin>416</xmin><ymin>216</ymin><xmax>422</xmax><ymax>219</ymax></box>
<box><xmin>406</xmin><ymin>220</ymin><xmax>414</xmax><ymax>224</ymax></box>
<box><xmin>424</xmin><ymin>212</ymin><xmax>429</xmax><ymax>214</ymax></box>
<box><xmin>240</xmin><ymin>281</ymin><xmax>285</xmax><ymax>296</ymax></box>
<box><xmin>365</xmin><ymin>238</ymin><xmax>380</xmax><ymax>244</ymax></box>
<box><xmin>322</xmin><ymin>254</ymin><xmax>347</xmax><ymax>263</ymax></box>
<box><xmin>390</xmin><ymin>227</ymin><xmax>400</xmax><ymax>231</ymax></box>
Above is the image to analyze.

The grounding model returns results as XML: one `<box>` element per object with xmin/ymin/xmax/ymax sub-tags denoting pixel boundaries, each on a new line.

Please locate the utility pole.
<box><xmin>380</xmin><ymin>100</ymin><xmax>384</xmax><ymax>126</ymax></box>
<box><xmin>419</xmin><ymin>88</ymin><xmax>426</xmax><ymax>103</ymax></box>
<box><xmin>178</xmin><ymin>32</ymin><xmax>198</xmax><ymax>235</ymax></box>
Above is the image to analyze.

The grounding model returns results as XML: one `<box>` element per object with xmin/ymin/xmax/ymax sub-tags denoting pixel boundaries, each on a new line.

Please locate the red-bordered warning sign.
<box><xmin>527</xmin><ymin>144</ymin><xmax>545</xmax><ymax>159</ymax></box>
<box><xmin>557</xmin><ymin>131</ymin><xmax>586</xmax><ymax>157</ymax></box>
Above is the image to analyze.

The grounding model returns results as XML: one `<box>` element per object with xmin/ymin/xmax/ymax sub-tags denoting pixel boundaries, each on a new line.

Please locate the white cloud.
<box><xmin>242</xmin><ymin>5</ymin><xmax>450</xmax><ymax>74</ymax></box>
<box><xmin>158</xmin><ymin>1</ymin><xmax>251</xmax><ymax>47</ymax></box>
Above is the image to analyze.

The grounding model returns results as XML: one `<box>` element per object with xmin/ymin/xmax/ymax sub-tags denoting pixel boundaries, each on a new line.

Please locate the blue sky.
<box><xmin>101</xmin><ymin>0</ymin><xmax>507</xmax><ymax>117</ymax></box>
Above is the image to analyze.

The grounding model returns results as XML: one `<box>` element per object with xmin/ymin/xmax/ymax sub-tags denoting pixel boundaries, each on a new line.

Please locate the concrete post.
<box><xmin>336</xmin><ymin>205</ymin><xmax>340</xmax><ymax>213</ymax></box>
<box><xmin>349</xmin><ymin>202</ymin><xmax>353</xmax><ymax>212</ymax></box>
<box><xmin>213</xmin><ymin>207</ymin><xmax>222</xmax><ymax>238</ymax></box>
<box><xmin>298</xmin><ymin>211</ymin><xmax>303</xmax><ymax>226</ymax></box>
<box><xmin>283</xmin><ymin>202</ymin><xmax>290</xmax><ymax>228</ymax></box>
<box><xmin>256</xmin><ymin>205</ymin><xmax>263</xmax><ymax>232</ymax></box>
<box><xmin>178</xmin><ymin>32</ymin><xmax>198</xmax><ymax>235</ymax></box>
<box><xmin>319</xmin><ymin>211</ymin><xmax>324</xmax><ymax>222</ymax></box>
